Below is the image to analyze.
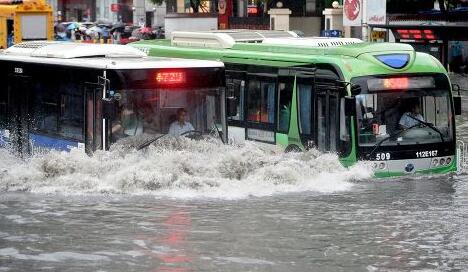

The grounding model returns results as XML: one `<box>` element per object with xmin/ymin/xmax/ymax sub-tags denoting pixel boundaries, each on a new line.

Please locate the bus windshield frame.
<box><xmin>107</xmin><ymin>68</ymin><xmax>226</xmax><ymax>145</ymax></box>
<box><xmin>351</xmin><ymin>73</ymin><xmax>455</xmax><ymax>159</ymax></box>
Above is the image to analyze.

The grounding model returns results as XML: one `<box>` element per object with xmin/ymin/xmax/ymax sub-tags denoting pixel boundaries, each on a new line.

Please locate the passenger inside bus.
<box><xmin>110</xmin><ymin>88</ymin><xmax>222</xmax><ymax>145</ymax></box>
<box><xmin>168</xmin><ymin>108</ymin><xmax>195</xmax><ymax>136</ymax></box>
<box><xmin>113</xmin><ymin>105</ymin><xmax>142</xmax><ymax>137</ymax></box>
<box><xmin>139</xmin><ymin>103</ymin><xmax>160</xmax><ymax>134</ymax></box>
<box><xmin>111</xmin><ymin>94</ymin><xmax>144</xmax><ymax>140</ymax></box>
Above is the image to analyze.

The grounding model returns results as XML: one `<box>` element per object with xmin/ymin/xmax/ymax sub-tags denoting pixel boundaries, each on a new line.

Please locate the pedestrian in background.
<box><xmin>450</xmin><ymin>41</ymin><xmax>464</xmax><ymax>74</ymax></box>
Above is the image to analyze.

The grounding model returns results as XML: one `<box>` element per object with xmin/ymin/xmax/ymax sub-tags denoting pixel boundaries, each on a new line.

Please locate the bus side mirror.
<box><xmin>454</xmin><ymin>96</ymin><xmax>462</xmax><ymax>115</ymax></box>
<box><xmin>102</xmin><ymin>98</ymin><xmax>117</xmax><ymax>119</ymax></box>
<box><xmin>344</xmin><ymin>96</ymin><xmax>356</xmax><ymax>117</ymax></box>
<box><xmin>227</xmin><ymin>97</ymin><xmax>238</xmax><ymax>117</ymax></box>
<box><xmin>350</xmin><ymin>85</ymin><xmax>361</xmax><ymax>96</ymax></box>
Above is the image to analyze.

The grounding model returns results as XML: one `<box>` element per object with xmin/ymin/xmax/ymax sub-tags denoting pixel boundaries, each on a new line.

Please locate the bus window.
<box><xmin>60</xmin><ymin>85</ymin><xmax>84</xmax><ymax>140</ymax></box>
<box><xmin>227</xmin><ymin>78</ymin><xmax>245</xmax><ymax>122</ymax></box>
<box><xmin>329</xmin><ymin>95</ymin><xmax>338</xmax><ymax>152</ymax></box>
<box><xmin>246</xmin><ymin>79</ymin><xmax>275</xmax><ymax>124</ymax></box>
<box><xmin>317</xmin><ymin>95</ymin><xmax>327</xmax><ymax>150</ymax></box>
<box><xmin>423</xmin><ymin>96</ymin><xmax>450</xmax><ymax>128</ymax></box>
<box><xmin>111</xmin><ymin>88</ymin><xmax>223</xmax><ymax>143</ymax></box>
<box><xmin>339</xmin><ymin>98</ymin><xmax>352</xmax><ymax>156</ymax></box>
<box><xmin>356</xmin><ymin>90</ymin><xmax>453</xmax><ymax>147</ymax></box>
<box><xmin>0</xmin><ymin>87</ymin><xmax>8</xmax><ymax>128</ymax></box>
<box><xmin>278</xmin><ymin>82</ymin><xmax>293</xmax><ymax>133</ymax></box>
<box><xmin>298</xmin><ymin>84</ymin><xmax>313</xmax><ymax>135</ymax></box>
<box><xmin>31</xmin><ymin>81</ymin><xmax>84</xmax><ymax>141</ymax></box>
<box><xmin>32</xmin><ymin>82</ymin><xmax>58</xmax><ymax>132</ymax></box>
<box><xmin>316</xmin><ymin>89</ymin><xmax>340</xmax><ymax>153</ymax></box>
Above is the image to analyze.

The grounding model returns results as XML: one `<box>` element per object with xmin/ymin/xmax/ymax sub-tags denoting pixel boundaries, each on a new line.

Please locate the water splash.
<box><xmin>0</xmin><ymin>138</ymin><xmax>372</xmax><ymax>199</ymax></box>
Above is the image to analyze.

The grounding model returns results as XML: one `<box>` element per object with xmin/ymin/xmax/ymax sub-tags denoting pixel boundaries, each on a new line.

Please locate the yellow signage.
<box><xmin>371</xmin><ymin>31</ymin><xmax>386</xmax><ymax>41</ymax></box>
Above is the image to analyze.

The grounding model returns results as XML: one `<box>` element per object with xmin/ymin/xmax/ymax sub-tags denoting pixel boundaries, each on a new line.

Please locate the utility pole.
<box><xmin>361</xmin><ymin>0</ymin><xmax>369</xmax><ymax>41</ymax></box>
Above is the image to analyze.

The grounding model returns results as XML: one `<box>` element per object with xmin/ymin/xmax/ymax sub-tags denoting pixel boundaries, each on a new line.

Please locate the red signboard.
<box><xmin>218</xmin><ymin>0</ymin><xmax>232</xmax><ymax>30</ymax></box>
<box><xmin>110</xmin><ymin>3</ymin><xmax>120</xmax><ymax>12</ymax></box>
<box><xmin>247</xmin><ymin>6</ymin><xmax>258</xmax><ymax>15</ymax></box>
<box><xmin>344</xmin><ymin>0</ymin><xmax>360</xmax><ymax>21</ymax></box>
<box><xmin>396</xmin><ymin>29</ymin><xmax>437</xmax><ymax>40</ymax></box>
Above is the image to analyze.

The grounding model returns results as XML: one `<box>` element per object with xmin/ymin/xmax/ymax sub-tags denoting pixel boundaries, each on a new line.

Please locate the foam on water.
<box><xmin>0</xmin><ymin>138</ymin><xmax>372</xmax><ymax>199</ymax></box>
<box><xmin>0</xmin><ymin>248</ymin><xmax>110</xmax><ymax>262</ymax></box>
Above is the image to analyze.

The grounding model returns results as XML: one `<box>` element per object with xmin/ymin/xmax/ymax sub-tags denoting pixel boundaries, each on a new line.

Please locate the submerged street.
<box><xmin>0</xmin><ymin>178</ymin><xmax>467</xmax><ymax>272</ymax></box>
<box><xmin>1</xmin><ymin>0</ymin><xmax>467</xmax><ymax>270</ymax></box>
<box><xmin>0</xmin><ymin>77</ymin><xmax>467</xmax><ymax>271</ymax></box>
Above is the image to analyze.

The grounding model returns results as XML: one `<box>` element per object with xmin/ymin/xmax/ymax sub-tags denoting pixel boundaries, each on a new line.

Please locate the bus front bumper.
<box><xmin>370</xmin><ymin>156</ymin><xmax>456</xmax><ymax>178</ymax></box>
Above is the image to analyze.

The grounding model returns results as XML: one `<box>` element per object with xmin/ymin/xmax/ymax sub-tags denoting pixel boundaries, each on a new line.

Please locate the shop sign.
<box><xmin>111</xmin><ymin>3</ymin><xmax>120</xmax><ymax>12</ymax></box>
<box><xmin>343</xmin><ymin>0</ymin><xmax>362</xmax><ymax>26</ymax></box>
<box><xmin>371</xmin><ymin>30</ymin><xmax>386</xmax><ymax>40</ymax></box>
<box><xmin>367</xmin><ymin>0</ymin><xmax>386</xmax><ymax>24</ymax></box>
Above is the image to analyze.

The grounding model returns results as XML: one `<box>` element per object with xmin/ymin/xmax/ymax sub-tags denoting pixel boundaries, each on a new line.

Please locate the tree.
<box><xmin>437</xmin><ymin>0</ymin><xmax>463</xmax><ymax>13</ymax></box>
<box><xmin>149</xmin><ymin>0</ymin><xmax>165</xmax><ymax>5</ymax></box>
<box><xmin>386</xmin><ymin>0</ymin><xmax>464</xmax><ymax>14</ymax></box>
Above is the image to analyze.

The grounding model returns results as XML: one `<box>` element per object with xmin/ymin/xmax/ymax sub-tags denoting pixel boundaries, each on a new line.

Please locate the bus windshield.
<box><xmin>110</xmin><ymin>88</ymin><xmax>224</xmax><ymax>144</ymax></box>
<box><xmin>356</xmin><ymin>89</ymin><xmax>453</xmax><ymax>147</ymax></box>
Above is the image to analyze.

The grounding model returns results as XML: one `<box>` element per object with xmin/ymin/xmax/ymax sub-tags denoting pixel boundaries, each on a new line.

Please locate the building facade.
<box><xmin>47</xmin><ymin>0</ymin><xmax>166</xmax><ymax>26</ymax></box>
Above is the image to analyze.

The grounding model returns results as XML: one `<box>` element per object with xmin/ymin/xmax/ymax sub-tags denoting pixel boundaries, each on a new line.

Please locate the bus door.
<box><xmin>225</xmin><ymin>69</ymin><xmax>247</xmax><ymax>144</ymax></box>
<box><xmin>285</xmin><ymin>68</ymin><xmax>315</xmax><ymax>151</ymax></box>
<box><xmin>314</xmin><ymin>80</ymin><xmax>341</xmax><ymax>153</ymax></box>
<box><xmin>7</xmin><ymin>74</ymin><xmax>31</xmax><ymax>155</ymax></box>
<box><xmin>84</xmin><ymin>83</ymin><xmax>104</xmax><ymax>153</ymax></box>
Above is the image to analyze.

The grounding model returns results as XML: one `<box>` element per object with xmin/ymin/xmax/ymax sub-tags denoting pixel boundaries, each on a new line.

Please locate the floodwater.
<box><xmin>1</xmin><ymin>78</ymin><xmax>468</xmax><ymax>271</ymax></box>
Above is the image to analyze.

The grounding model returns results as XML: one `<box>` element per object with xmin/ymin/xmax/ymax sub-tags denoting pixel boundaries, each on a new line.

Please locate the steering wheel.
<box><xmin>180</xmin><ymin>130</ymin><xmax>203</xmax><ymax>140</ymax></box>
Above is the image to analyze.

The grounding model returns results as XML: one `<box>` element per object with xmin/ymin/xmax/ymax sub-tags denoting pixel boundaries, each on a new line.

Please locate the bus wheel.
<box><xmin>285</xmin><ymin>144</ymin><xmax>302</xmax><ymax>153</ymax></box>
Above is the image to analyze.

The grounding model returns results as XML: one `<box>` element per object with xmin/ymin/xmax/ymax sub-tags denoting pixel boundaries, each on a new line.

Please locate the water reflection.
<box><xmin>133</xmin><ymin>207</ymin><xmax>194</xmax><ymax>272</ymax></box>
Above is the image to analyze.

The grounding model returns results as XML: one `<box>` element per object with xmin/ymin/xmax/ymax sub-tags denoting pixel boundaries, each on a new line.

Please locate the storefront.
<box><xmin>57</xmin><ymin>0</ymin><xmax>96</xmax><ymax>22</ymax></box>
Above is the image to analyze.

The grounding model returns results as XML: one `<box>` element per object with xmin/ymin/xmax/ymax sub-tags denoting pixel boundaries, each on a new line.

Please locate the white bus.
<box><xmin>0</xmin><ymin>42</ymin><xmax>226</xmax><ymax>154</ymax></box>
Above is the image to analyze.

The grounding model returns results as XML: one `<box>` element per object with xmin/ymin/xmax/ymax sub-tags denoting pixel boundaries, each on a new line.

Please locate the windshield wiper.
<box><xmin>406</xmin><ymin>114</ymin><xmax>445</xmax><ymax>143</ymax></box>
<box><xmin>212</xmin><ymin>122</ymin><xmax>225</xmax><ymax>144</ymax></box>
<box><xmin>137</xmin><ymin>134</ymin><xmax>167</xmax><ymax>151</ymax></box>
<box><xmin>137</xmin><ymin>122</ymin><xmax>225</xmax><ymax>150</ymax></box>
<box><xmin>366</xmin><ymin>124</ymin><xmax>420</xmax><ymax>159</ymax></box>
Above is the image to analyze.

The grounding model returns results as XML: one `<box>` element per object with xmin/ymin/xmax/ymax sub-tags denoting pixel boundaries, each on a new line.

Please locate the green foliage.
<box><xmin>387</xmin><ymin>0</ymin><xmax>465</xmax><ymax>13</ymax></box>
<box><xmin>148</xmin><ymin>0</ymin><xmax>165</xmax><ymax>5</ymax></box>
<box><xmin>148</xmin><ymin>0</ymin><xmax>204</xmax><ymax>12</ymax></box>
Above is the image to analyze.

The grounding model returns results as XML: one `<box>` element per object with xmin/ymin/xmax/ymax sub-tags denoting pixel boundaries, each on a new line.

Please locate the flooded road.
<box><xmin>0</xmin><ymin>76</ymin><xmax>467</xmax><ymax>271</ymax></box>
<box><xmin>1</xmin><ymin>179</ymin><xmax>466</xmax><ymax>272</ymax></box>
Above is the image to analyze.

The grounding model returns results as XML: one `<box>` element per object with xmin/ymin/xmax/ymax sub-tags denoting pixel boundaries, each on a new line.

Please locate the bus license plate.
<box><xmin>416</xmin><ymin>150</ymin><xmax>438</xmax><ymax>158</ymax></box>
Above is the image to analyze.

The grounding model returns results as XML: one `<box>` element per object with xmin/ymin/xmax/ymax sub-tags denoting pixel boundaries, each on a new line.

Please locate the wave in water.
<box><xmin>0</xmin><ymin>138</ymin><xmax>372</xmax><ymax>199</ymax></box>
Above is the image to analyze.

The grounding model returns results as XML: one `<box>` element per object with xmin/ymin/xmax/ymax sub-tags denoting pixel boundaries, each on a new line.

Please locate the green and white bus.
<box><xmin>131</xmin><ymin>31</ymin><xmax>462</xmax><ymax>177</ymax></box>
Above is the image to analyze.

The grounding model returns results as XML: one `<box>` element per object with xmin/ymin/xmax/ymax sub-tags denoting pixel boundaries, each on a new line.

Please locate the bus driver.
<box><xmin>168</xmin><ymin>108</ymin><xmax>195</xmax><ymax>136</ymax></box>
<box><xmin>399</xmin><ymin>103</ymin><xmax>425</xmax><ymax>130</ymax></box>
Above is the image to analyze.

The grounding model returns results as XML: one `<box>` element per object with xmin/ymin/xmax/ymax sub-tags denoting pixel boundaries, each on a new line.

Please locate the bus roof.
<box><xmin>0</xmin><ymin>41</ymin><xmax>224</xmax><ymax>69</ymax></box>
<box><xmin>261</xmin><ymin>37</ymin><xmax>363</xmax><ymax>47</ymax></box>
<box><xmin>171</xmin><ymin>30</ymin><xmax>298</xmax><ymax>48</ymax></box>
<box><xmin>133</xmin><ymin>37</ymin><xmax>447</xmax><ymax>78</ymax></box>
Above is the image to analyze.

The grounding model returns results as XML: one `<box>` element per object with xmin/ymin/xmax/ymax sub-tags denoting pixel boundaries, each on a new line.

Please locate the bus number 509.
<box><xmin>376</xmin><ymin>153</ymin><xmax>390</xmax><ymax>160</ymax></box>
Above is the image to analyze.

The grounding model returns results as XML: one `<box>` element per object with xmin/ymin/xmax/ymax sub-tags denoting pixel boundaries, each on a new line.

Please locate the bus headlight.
<box><xmin>379</xmin><ymin>162</ymin><xmax>386</xmax><ymax>170</ymax></box>
<box><xmin>446</xmin><ymin>157</ymin><xmax>452</xmax><ymax>165</ymax></box>
<box><xmin>432</xmin><ymin>159</ymin><xmax>439</xmax><ymax>167</ymax></box>
<box><xmin>439</xmin><ymin>158</ymin><xmax>446</xmax><ymax>166</ymax></box>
